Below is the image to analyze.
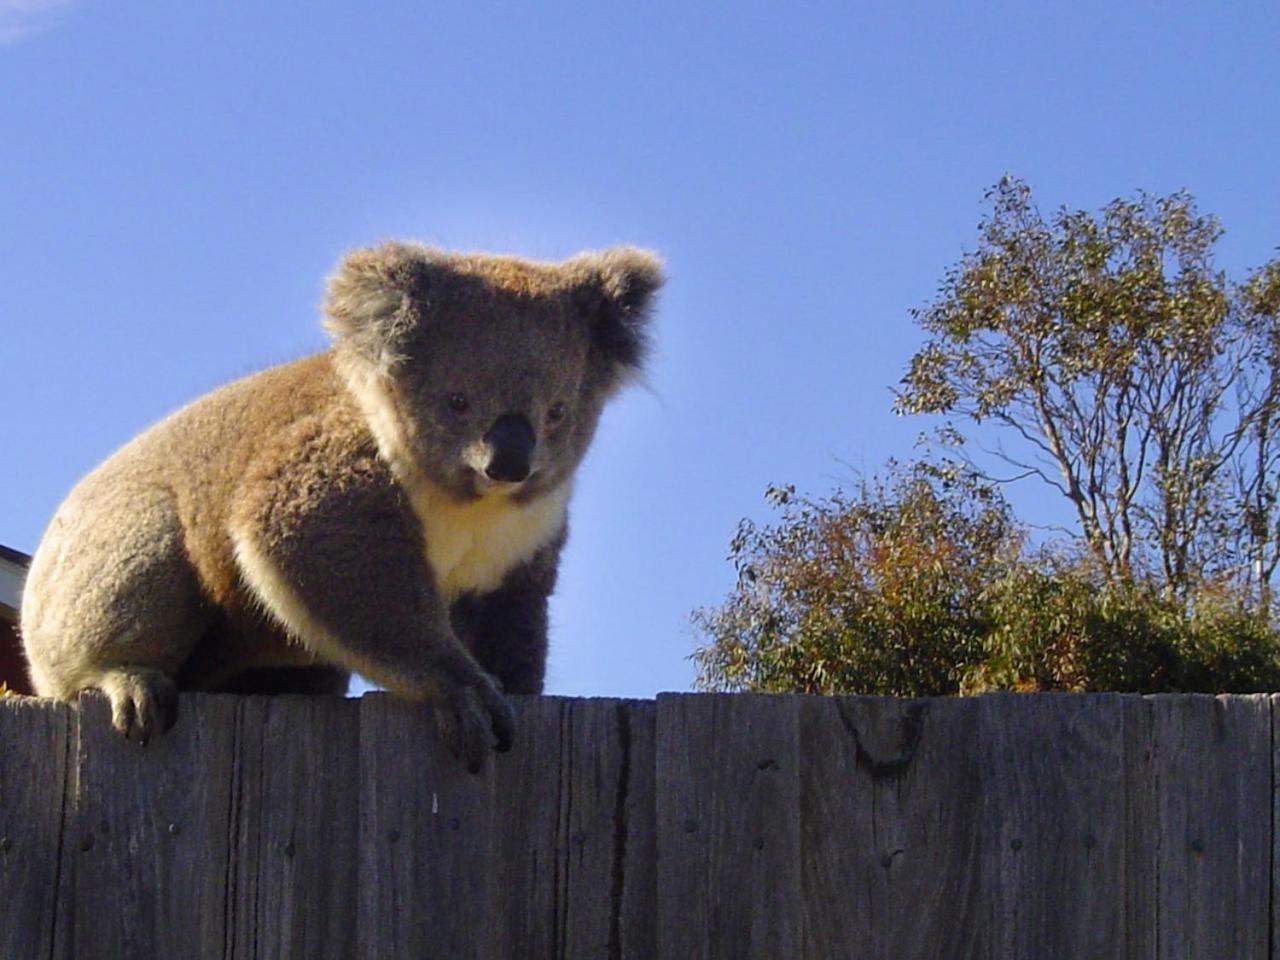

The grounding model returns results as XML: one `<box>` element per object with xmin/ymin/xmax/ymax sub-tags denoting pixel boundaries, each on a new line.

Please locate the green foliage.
<box><xmin>896</xmin><ymin>177</ymin><xmax>1280</xmax><ymax>603</ymax></box>
<box><xmin>692</xmin><ymin>462</ymin><xmax>1280</xmax><ymax>695</ymax></box>
<box><xmin>692</xmin><ymin>462</ymin><xmax>1017</xmax><ymax>696</ymax></box>
<box><xmin>696</xmin><ymin>463</ymin><xmax>1013</xmax><ymax>696</ymax></box>
<box><xmin>967</xmin><ymin>560</ymin><xmax>1280</xmax><ymax>694</ymax></box>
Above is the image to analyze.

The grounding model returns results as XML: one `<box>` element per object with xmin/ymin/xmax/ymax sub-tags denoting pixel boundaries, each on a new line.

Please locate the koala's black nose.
<box><xmin>484</xmin><ymin>413</ymin><xmax>536</xmax><ymax>482</ymax></box>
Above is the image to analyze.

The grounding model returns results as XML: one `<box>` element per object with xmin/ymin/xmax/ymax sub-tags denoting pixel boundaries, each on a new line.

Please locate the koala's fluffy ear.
<box><xmin>575</xmin><ymin>247</ymin><xmax>664</xmax><ymax>379</ymax></box>
<box><xmin>323</xmin><ymin>242</ymin><xmax>433</xmax><ymax>370</ymax></box>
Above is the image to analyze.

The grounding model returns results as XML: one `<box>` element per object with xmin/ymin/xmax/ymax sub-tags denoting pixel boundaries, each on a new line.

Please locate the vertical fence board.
<box><xmin>615</xmin><ymin>699</ymin><xmax>658</xmax><ymax>960</ymax></box>
<box><xmin>488</xmin><ymin>696</ymin><xmax>566</xmax><ymax>958</ymax></box>
<box><xmin>656</xmin><ymin>693</ymin><xmax>802</xmax><ymax>960</ymax></box>
<box><xmin>1122</xmin><ymin>696</ymin><xmax>1158</xmax><ymax>960</ymax></box>
<box><xmin>556</xmin><ymin>699</ymin><xmax>626</xmax><ymax>959</ymax></box>
<box><xmin>72</xmin><ymin>692</ymin><xmax>238</xmax><ymax>960</ymax></box>
<box><xmin>977</xmin><ymin>693</ymin><xmax>1134</xmax><ymax>960</ymax></box>
<box><xmin>229</xmin><ymin>695</ymin><xmax>359</xmax><ymax>960</ymax></box>
<box><xmin>0</xmin><ymin>697</ymin><xmax>74</xmax><ymax>960</ymax></box>
<box><xmin>357</xmin><ymin>693</ymin><xmax>496</xmax><ymax>960</ymax></box>
<box><xmin>1273</xmin><ymin>695</ymin><xmax>1280</xmax><ymax>960</ymax></box>
<box><xmin>799</xmin><ymin>695</ymin><xmax>984</xmax><ymax>960</ymax></box>
<box><xmin>1150</xmin><ymin>694</ymin><xmax>1270</xmax><ymax>960</ymax></box>
<box><xmin>489</xmin><ymin>697</ymin><xmax>653</xmax><ymax>960</ymax></box>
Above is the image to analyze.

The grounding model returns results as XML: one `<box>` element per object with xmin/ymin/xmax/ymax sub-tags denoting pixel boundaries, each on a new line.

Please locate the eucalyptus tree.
<box><xmin>896</xmin><ymin>178</ymin><xmax>1280</xmax><ymax>608</ymax></box>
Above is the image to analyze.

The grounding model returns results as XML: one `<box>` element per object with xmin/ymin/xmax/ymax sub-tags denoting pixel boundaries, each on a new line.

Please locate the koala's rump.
<box><xmin>21</xmin><ymin>353</ymin><xmax>360</xmax><ymax>695</ymax></box>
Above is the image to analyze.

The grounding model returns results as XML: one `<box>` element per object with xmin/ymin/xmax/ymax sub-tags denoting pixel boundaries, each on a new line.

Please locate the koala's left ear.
<box><xmin>322</xmin><ymin>241</ymin><xmax>435</xmax><ymax>371</ymax></box>
<box><xmin>575</xmin><ymin>247</ymin><xmax>664</xmax><ymax>378</ymax></box>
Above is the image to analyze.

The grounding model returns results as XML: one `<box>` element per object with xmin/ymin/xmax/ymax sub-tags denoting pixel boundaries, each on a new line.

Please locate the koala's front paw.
<box><xmin>432</xmin><ymin>673</ymin><xmax>516</xmax><ymax>774</ymax></box>
<box><xmin>98</xmin><ymin>668</ymin><xmax>179</xmax><ymax>744</ymax></box>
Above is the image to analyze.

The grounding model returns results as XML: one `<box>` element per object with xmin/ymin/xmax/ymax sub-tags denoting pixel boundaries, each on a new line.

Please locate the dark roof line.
<box><xmin>0</xmin><ymin>545</ymin><xmax>31</xmax><ymax>567</ymax></box>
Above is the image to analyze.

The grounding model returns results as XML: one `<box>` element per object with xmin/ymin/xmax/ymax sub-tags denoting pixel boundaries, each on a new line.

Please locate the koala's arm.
<box><xmin>449</xmin><ymin>530</ymin><xmax>565</xmax><ymax>695</ymax></box>
<box><xmin>229</xmin><ymin>413</ymin><xmax>513</xmax><ymax>770</ymax></box>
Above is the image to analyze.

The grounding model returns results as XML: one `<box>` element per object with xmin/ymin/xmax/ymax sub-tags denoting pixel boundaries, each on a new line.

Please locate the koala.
<box><xmin>20</xmin><ymin>241</ymin><xmax>661</xmax><ymax>771</ymax></box>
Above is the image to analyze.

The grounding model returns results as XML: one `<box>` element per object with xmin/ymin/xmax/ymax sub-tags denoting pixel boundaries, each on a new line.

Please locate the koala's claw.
<box><xmin>434</xmin><ymin>677</ymin><xmax>515</xmax><ymax>773</ymax></box>
<box><xmin>99</xmin><ymin>668</ymin><xmax>179</xmax><ymax>744</ymax></box>
<box><xmin>489</xmin><ymin>689</ymin><xmax>516</xmax><ymax>754</ymax></box>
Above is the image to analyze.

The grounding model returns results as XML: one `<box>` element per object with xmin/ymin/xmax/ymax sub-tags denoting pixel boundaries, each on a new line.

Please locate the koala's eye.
<box><xmin>546</xmin><ymin>402</ymin><xmax>566</xmax><ymax>426</ymax></box>
<box><xmin>448</xmin><ymin>393</ymin><xmax>470</xmax><ymax>414</ymax></box>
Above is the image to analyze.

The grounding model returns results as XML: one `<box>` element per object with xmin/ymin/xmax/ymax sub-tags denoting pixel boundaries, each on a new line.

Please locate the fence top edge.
<box><xmin>4</xmin><ymin>691</ymin><xmax>1279</xmax><ymax>718</ymax></box>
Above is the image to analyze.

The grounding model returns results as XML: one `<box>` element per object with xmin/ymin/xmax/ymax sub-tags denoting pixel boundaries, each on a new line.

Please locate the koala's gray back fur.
<box><xmin>22</xmin><ymin>355</ymin><xmax>352</xmax><ymax>696</ymax></box>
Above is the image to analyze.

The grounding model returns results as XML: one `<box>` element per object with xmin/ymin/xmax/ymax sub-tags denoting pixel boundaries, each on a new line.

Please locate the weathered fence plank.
<box><xmin>656</xmin><ymin>693</ymin><xmax>802</xmax><ymax>960</ymax></box>
<box><xmin>0</xmin><ymin>697</ymin><xmax>74</xmax><ymax>960</ymax></box>
<box><xmin>1272</xmin><ymin>694</ymin><xmax>1280</xmax><ymax>958</ymax></box>
<box><xmin>357</xmin><ymin>695</ymin><xmax>654</xmax><ymax>960</ymax></box>
<box><xmin>488</xmin><ymin>696</ymin><xmax>565</xmax><ymax>957</ymax></box>
<box><xmin>490</xmin><ymin>697</ymin><xmax>655</xmax><ymax>960</ymax></box>
<box><xmin>799</xmin><ymin>695</ymin><xmax>984</xmax><ymax>960</ymax></box>
<box><xmin>1148</xmin><ymin>694</ymin><xmax>1270</xmax><ymax>960</ymax></box>
<box><xmin>977</xmin><ymin>693</ymin><xmax>1137</xmax><ymax>960</ymax></box>
<box><xmin>562</xmin><ymin>698</ymin><xmax>656</xmax><ymax>960</ymax></box>
<box><xmin>229</xmin><ymin>695</ymin><xmax>359</xmax><ymax>960</ymax></box>
<box><xmin>613</xmin><ymin>698</ymin><xmax>658</xmax><ymax>960</ymax></box>
<box><xmin>357</xmin><ymin>693</ymin><xmax>497</xmax><ymax>960</ymax></box>
<box><xmin>72</xmin><ymin>692</ymin><xmax>238</xmax><ymax>960</ymax></box>
<box><xmin>1121</xmin><ymin>695</ymin><xmax>1159</xmax><ymax>960</ymax></box>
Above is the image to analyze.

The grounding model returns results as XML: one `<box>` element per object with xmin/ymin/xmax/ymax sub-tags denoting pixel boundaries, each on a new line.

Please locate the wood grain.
<box><xmin>72</xmin><ymin>692</ymin><xmax>238</xmax><ymax>960</ymax></box>
<box><xmin>1148</xmin><ymin>694</ymin><xmax>1270</xmax><ymax>960</ymax></box>
<box><xmin>656</xmin><ymin>693</ymin><xmax>802</xmax><ymax>960</ymax></box>
<box><xmin>0</xmin><ymin>696</ymin><xmax>74</xmax><ymax>960</ymax></box>
<box><xmin>799</xmin><ymin>694</ymin><xmax>984</xmax><ymax>959</ymax></box>
<box><xmin>357</xmin><ymin>692</ymin><xmax>497</xmax><ymax>960</ymax></box>
<box><xmin>228</xmin><ymin>694</ymin><xmax>359</xmax><ymax>960</ymax></box>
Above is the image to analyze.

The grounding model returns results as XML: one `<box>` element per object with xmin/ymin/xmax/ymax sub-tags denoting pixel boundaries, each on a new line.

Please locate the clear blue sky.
<box><xmin>2</xmin><ymin>1</ymin><xmax>1278</xmax><ymax>698</ymax></box>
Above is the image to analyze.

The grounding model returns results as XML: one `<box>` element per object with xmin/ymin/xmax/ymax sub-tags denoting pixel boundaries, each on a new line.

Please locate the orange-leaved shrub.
<box><xmin>692</xmin><ymin>461</ymin><xmax>1280</xmax><ymax>695</ymax></box>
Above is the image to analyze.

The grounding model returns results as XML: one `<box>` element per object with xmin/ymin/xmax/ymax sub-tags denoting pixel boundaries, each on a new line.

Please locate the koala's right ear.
<box><xmin>574</xmin><ymin>247</ymin><xmax>665</xmax><ymax>382</ymax></box>
<box><xmin>322</xmin><ymin>242</ymin><xmax>433</xmax><ymax>371</ymax></box>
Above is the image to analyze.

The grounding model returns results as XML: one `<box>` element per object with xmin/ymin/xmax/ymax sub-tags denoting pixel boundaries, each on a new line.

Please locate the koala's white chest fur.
<box><xmin>410</xmin><ymin>483</ymin><xmax>569</xmax><ymax>600</ymax></box>
<box><xmin>340</xmin><ymin>363</ymin><xmax>569</xmax><ymax>600</ymax></box>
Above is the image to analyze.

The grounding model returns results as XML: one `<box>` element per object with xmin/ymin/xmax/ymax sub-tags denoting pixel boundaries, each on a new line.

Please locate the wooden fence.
<box><xmin>0</xmin><ymin>691</ymin><xmax>1274</xmax><ymax>959</ymax></box>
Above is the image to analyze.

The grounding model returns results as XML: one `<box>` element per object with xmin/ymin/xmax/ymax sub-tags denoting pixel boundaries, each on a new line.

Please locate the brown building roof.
<box><xmin>0</xmin><ymin>546</ymin><xmax>31</xmax><ymax>694</ymax></box>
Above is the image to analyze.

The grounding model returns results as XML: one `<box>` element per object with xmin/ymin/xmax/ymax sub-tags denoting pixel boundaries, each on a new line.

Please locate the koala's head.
<box><xmin>323</xmin><ymin>241</ymin><xmax>662</xmax><ymax>503</ymax></box>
